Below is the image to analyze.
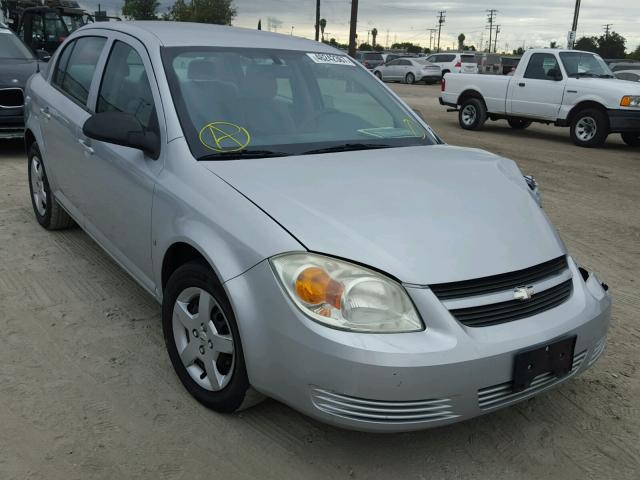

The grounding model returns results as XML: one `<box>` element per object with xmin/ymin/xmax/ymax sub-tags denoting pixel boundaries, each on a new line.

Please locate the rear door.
<box><xmin>508</xmin><ymin>53</ymin><xmax>565</xmax><ymax>119</ymax></box>
<box><xmin>39</xmin><ymin>35</ymin><xmax>107</xmax><ymax>217</ymax></box>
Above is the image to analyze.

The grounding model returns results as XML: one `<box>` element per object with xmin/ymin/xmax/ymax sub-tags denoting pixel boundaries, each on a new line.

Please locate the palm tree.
<box><xmin>371</xmin><ymin>27</ymin><xmax>378</xmax><ymax>47</ymax></box>
<box><xmin>458</xmin><ymin>33</ymin><xmax>466</xmax><ymax>51</ymax></box>
<box><xmin>320</xmin><ymin>18</ymin><xmax>327</xmax><ymax>41</ymax></box>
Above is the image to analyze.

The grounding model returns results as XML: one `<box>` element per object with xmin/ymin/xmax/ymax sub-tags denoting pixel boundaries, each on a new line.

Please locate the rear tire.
<box><xmin>459</xmin><ymin>98</ymin><xmax>487</xmax><ymax>130</ymax></box>
<box><xmin>508</xmin><ymin>118</ymin><xmax>532</xmax><ymax>130</ymax></box>
<box><xmin>28</xmin><ymin>143</ymin><xmax>75</xmax><ymax>230</ymax></box>
<box><xmin>374</xmin><ymin>71</ymin><xmax>383</xmax><ymax>80</ymax></box>
<box><xmin>570</xmin><ymin>108</ymin><xmax>609</xmax><ymax>148</ymax></box>
<box><xmin>405</xmin><ymin>73</ymin><xmax>415</xmax><ymax>84</ymax></box>
<box><xmin>621</xmin><ymin>132</ymin><xmax>640</xmax><ymax>146</ymax></box>
<box><xmin>163</xmin><ymin>260</ymin><xmax>251</xmax><ymax>413</ymax></box>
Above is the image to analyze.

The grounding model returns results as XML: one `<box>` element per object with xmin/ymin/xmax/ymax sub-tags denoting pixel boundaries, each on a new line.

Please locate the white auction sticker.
<box><xmin>306</xmin><ymin>53</ymin><xmax>355</xmax><ymax>66</ymax></box>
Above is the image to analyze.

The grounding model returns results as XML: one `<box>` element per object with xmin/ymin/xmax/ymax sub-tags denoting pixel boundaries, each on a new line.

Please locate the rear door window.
<box><xmin>461</xmin><ymin>54</ymin><xmax>475</xmax><ymax>63</ymax></box>
<box><xmin>53</xmin><ymin>36</ymin><xmax>106</xmax><ymax>105</ymax></box>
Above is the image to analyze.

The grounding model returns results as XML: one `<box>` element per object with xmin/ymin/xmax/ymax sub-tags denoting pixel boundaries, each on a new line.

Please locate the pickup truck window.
<box><xmin>524</xmin><ymin>53</ymin><xmax>561</xmax><ymax>81</ymax></box>
<box><xmin>560</xmin><ymin>52</ymin><xmax>613</xmax><ymax>78</ymax></box>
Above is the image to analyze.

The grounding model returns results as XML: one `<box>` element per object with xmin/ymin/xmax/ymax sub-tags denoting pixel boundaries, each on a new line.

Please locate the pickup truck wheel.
<box><xmin>508</xmin><ymin>118</ymin><xmax>532</xmax><ymax>130</ymax></box>
<box><xmin>570</xmin><ymin>109</ymin><xmax>608</xmax><ymax>148</ymax></box>
<box><xmin>28</xmin><ymin>143</ymin><xmax>75</xmax><ymax>230</ymax></box>
<box><xmin>459</xmin><ymin>98</ymin><xmax>487</xmax><ymax>130</ymax></box>
<box><xmin>405</xmin><ymin>73</ymin><xmax>415</xmax><ymax>84</ymax></box>
<box><xmin>621</xmin><ymin>132</ymin><xmax>640</xmax><ymax>147</ymax></box>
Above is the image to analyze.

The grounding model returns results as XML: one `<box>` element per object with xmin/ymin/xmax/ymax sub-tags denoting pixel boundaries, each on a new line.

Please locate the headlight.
<box><xmin>270</xmin><ymin>253</ymin><xmax>423</xmax><ymax>333</ymax></box>
<box><xmin>620</xmin><ymin>96</ymin><xmax>640</xmax><ymax>107</ymax></box>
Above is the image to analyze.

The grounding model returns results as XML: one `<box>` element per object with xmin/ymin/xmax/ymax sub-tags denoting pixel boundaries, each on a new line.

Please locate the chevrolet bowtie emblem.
<box><xmin>514</xmin><ymin>286</ymin><xmax>535</xmax><ymax>301</ymax></box>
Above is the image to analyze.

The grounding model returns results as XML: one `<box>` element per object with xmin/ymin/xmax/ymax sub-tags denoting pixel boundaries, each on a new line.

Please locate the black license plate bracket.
<box><xmin>512</xmin><ymin>336</ymin><xmax>577</xmax><ymax>393</ymax></box>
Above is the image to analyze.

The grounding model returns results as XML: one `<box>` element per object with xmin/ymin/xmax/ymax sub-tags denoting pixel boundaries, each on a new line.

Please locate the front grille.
<box><xmin>478</xmin><ymin>350</ymin><xmax>586</xmax><ymax>410</ymax></box>
<box><xmin>311</xmin><ymin>387</ymin><xmax>459</xmax><ymax>424</ymax></box>
<box><xmin>450</xmin><ymin>279</ymin><xmax>573</xmax><ymax>327</ymax></box>
<box><xmin>0</xmin><ymin>88</ymin><xmax>24</xmax><ymax>108</ymax></box>
<box><xmin>431</xmin><ymin>256</ymin><xmax>568</xmax><ymax>300</ymax></box>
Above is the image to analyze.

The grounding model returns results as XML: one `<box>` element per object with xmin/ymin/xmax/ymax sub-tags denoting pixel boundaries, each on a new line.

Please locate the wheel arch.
<box><xmin>458</xmin><ymin>89</ymin><xmax>486</xmax><ymax>108</ymax></box>
<box><xmin>567</xmin><ymin>101</ymin><xmax>608</xmax><ymax>125</ymax></box>
<box><xmin>24</xmin><ymin>128</ymin><xmax>37</xmax><ymax>152</ymax></box>
<box><xmin>161</xmin><ymin>241</ymin><xmax>216</xmax><ymax>293</ymax></box>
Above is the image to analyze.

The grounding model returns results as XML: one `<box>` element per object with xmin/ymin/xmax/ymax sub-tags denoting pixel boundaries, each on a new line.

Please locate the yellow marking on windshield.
<box><xmin>403</xmin><ymin>118</ymin><xmax>426</xmax><ymax>139</ymax></box>
<box><xmin>198</xmin><ymin>122</ymin><xmax>251</xmax><ymax>152</ymax></box>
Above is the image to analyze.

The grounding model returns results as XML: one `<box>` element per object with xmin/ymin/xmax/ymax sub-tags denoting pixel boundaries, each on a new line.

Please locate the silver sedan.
<box><xmin>374</xmin><ymin>58</ymin><xmax>442</xmax><ymax>84</ymax></box>
<box><xmin>25</xmin><ymin>22</ymin><xmax>611</xmax><ymax>432</ymax></box>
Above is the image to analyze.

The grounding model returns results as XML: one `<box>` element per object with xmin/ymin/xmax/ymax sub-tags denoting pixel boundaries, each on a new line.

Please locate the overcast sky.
<box><xmin>83</xmin><ymin>0</ymin><xmax>640</xmax><ymax>52</ymax></box>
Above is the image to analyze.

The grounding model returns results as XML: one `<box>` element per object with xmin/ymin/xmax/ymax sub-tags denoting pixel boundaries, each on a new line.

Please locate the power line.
<box><xmin>436</xmin><ymin>10</ymin><xmax>446</xmax><ymax>53</ymax></box>
<box><xmin>486</xmin><ymin>9</ymin><xmax>498</xmax><ymax>53</ymax></box>
<box><xmin>427</xmin><ymin>28</ymin><xmax>437</xmax><ymax>51</ymax></box>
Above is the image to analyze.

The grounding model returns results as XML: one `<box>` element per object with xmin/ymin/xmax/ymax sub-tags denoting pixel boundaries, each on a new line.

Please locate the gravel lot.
<box><xmin>1</xmin><ymin>83</ymin><xmax>639</xmax><ymax>480</ymax></box>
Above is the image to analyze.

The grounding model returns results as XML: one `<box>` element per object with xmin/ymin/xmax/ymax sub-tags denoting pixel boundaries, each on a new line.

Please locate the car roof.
<box><xmin>77</xmin><ymin>21</ymin><xmax>338</xmax><ymax>53</ymax></box>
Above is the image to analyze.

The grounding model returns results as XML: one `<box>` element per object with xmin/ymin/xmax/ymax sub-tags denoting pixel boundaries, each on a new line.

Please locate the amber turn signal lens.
<box><xmin>295</xmin><ymin>267</ymin><xmax>344</xmax><ymax>309</ymax></box>
<box><xmin>620</xmin><ymin>96</ymin><xmax>631</xmax><ymax>107</ymax></box>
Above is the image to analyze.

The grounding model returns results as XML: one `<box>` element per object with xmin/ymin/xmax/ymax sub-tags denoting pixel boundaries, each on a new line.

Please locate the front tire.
<box><xmin>621</xmin><ymin>132</ymin><xmax>640</xmax><ymax>147</ymax></box>
<box><xmin>28</xmin><ymin>143</ymin><xmax>74</xmax><ymax>230</ymax></box>
<box><xmin>459</xmin><ymin>98</ymin><xmax>487</xmax><ymax>130</ymax></box>
<box><xmin>405</xmin><ymin>72</ymin><xmax>415</xmax><ymax>84</ymax></box>
<box><xmin>374</xmin><ymin>71</ymin><xmax>383</xmax><ymax>81</ymax></box>
<box><xmin>163</xmin><ymin>261</ymin><xmax>250</xmax><ymax>413</ymax></box>
<box><xmin>570</xmin><ymin>108</ymin><xmax>609</xmax><ymax>148</ymax></box>
<box><xmin>508</xmin><ymin>118</ymin><xmax>532</xmax><ymax>130</ymax></box>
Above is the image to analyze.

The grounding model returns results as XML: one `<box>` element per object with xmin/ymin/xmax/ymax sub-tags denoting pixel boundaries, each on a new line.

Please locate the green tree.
<box><xmin>549</xmin><ymin>41</ymin><xmax>557</xmax><ymax>49</ymax></box>
<box><xmin>371</xmin><ymin>27</ymin><xmax>378</xmax><ymax>47</ymax></box>
<box><xmin>629</xmin><ymin>44</ymin><xmax>640</xmax><ymax>60</ymax></box>
<box><xmin>596</xmin><ymin>31</ymin><xmax>626</xmax><ymax>58</ymax></box>
<box><xmin>122</xmin><ymin>0</ymin><xmax>159</xmax><ymax>20</ymax></box>
<box><xmin>358</xmin><ymin>42</ymin><xmax>372</xmax><ymax>51</ymax></box>
<box><xmin>168</xmin><ymin>0</ymin><xmax>236</xmax><ymax>24</ymax></box>
<box><xmin>574</xmin><ymin>36</ymin><xmax>598</xmax><ymax>52</ymax></box>
<box><xmin>391</xmin><ymin>42</ymin><xmax>423</xmax><ymax>54</ymax></box>
<box><xmin>458</xmin><ymin>33</ymin><xmax>465</xmax><ymax>50</ymax></box>
<box><xmin>319</xmin><ymin>18</ymin><xmax>326</xmax><ymax>41</ymax></box>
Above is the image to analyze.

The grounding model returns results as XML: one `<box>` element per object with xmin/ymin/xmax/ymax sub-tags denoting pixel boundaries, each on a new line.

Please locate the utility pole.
<box><xmin>486</xmin><ymin>9</ymin><xmax>497</xmax><ymax>53</ymax></box>
<box><xmin>428</xmin><ymin>28</ymin><xmax>437</xmax><ymax>51</ymax></box>
<box><xmin>569</xmin><ymin>0</ymin><xmax>581</xmax><ymax>48</ymax></box>
<box><xmin>348</xmin><ymin>0</ymin><xmax>358</xmax><ymax>57</ymax></box>
<box><xmin>494</xmin><ymin>25</ymin><xmax>500</xmax><ymax>54</ymax></box>
<box><xmin>436</xmin><ymin>11</ymin><xmax>446</xmax><ymax>53</ymax></box>
<box><xmin>315</xmin><ymin>0</ymin><xmax>320</xmax><ymax>41</ymax></box>
<box><xmin>603</xmin><ymin>23</ymin><xmax>612</xmax><ymax>37</ymax></box>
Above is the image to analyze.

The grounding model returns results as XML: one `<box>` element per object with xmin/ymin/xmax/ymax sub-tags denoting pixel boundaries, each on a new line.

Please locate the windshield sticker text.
<box><xmin>199</xmin><ymin>122</ymin><xmax>251</xmax><ymax>152</ymax></box>
<box><xmin>306</xmin><ymin>53</ymin><xmax>355</xmax><ymax>66</ymax></box>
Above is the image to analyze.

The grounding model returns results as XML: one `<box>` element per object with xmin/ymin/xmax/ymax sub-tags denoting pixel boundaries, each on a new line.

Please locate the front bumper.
<box><xmin>420</xmin><ymin>74</ymin><xmax>442</xmax><ymax>83</ymax></box>
<box><xmin>226</xmin><ymin>258</ymin><xmax>611</xmax><ymax>432</ymax></box>
<box><xmin>608</xmin><ymin>109</ymin><xmax>640</xmax><ymax>132</ymax></box>
<box><xmin>0</xmin><ymin>109</ymin><xmax>25</xmax><ymax>139</ymax></box>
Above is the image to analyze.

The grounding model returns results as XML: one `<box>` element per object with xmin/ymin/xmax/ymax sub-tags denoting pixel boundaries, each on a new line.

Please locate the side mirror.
<box><xmin>83</xmin><ymin>111</ymin><xmax>160</xmax><ymax>160</ymax></box>
<box><xmin>547</xmin><ymin>68</ymin><xmax>563</xmax><ymax>81</ymax></box>
<box><xmin>35</xmin><ymin>49</ymin><xmax>51</xmax><ymax>62</ymax></box>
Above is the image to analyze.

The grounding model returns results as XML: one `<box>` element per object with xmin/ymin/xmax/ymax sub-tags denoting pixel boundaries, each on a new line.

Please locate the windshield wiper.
<box><xmin>569</xmin><ymin>72</ymin><xmax>597</xmax><ymax>78</ymax></box>
<box><xmin>198</xmin><ymin>150</ymin><xmax>292</xmax><ymax>160</ymax></box>
<box><xmin>303</xmin><ymin>143</ymin><xmax>393</xmax><ymax>155</ymax></box>
<box><xmin>598</xmin><ymin>74</ymin><xmax>615</xmax><ymax>78</ymax></box>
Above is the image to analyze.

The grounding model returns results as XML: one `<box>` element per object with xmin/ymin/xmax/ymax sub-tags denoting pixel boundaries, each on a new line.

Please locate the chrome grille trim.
<box><xmin>478</xmin><ymin>350</ymin><xmax>587</xmax><ymax>410</ymax></box>
<box><xmin>311</xmin><ymin>387</ymin><xmax>459</xmax><ymax>423</ymax></box>
<box><xmin>588</xmin><ymin>337</ymin><xmax>606</xmax><ymax>366</ymax></box>
<box><xmin>0</xmin><ymin>88</ymin><xmax>24</xmax><ymax>109</ymax></box>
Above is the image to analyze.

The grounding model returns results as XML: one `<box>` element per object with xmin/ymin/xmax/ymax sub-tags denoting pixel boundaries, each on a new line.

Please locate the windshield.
<box><xmin>560</xmin><ymin>52</ymin><xmax>613</xmax><ymax>78</ymax></box>
<box><xmin>0</xmin><ymin>29</ymin><xmax>34</xmax><ymax>60</ymax></box>
<box><xmin>60</xmin><ymin>14</ymin><xmax>87</xmax><ymax>33</ymax></box>
<box><xmin>162</xmin><ymin>47</ymin><xmax>437</xmax><ymax>159</ymax></box>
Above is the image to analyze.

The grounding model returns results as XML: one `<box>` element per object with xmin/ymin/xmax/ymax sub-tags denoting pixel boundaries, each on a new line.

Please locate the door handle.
<box><xmin>39</xmin><ymin>107</ymin><xmax>51</xmax><ymax>120</ymax></box>
<box><xmin>518</xmin><ymin>82</ymin><xmax>526</xmax><ymax>87</ymax></box>
<box><xmin>78</xmin><ymin>138</ymin><xmax>94</xmax><ymax>155</ymax></box>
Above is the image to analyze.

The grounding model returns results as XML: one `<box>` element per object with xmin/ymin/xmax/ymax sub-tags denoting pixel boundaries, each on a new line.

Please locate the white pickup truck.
<box><xmin>440</xmin><ymin>49</ymin><xmax>640</xmax><ymax>148</ymax></box>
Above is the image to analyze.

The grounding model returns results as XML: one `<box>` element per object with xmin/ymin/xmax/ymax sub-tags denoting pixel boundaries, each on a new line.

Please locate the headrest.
<box><xmin>188</xmin><ymin>60</ymin><xmax>216</xmax><ymax>81</ymax></box>
<box><xmin>243</xmin><ymin>64</ymin><xmax>279</xmax><ymax>99</ymax></box>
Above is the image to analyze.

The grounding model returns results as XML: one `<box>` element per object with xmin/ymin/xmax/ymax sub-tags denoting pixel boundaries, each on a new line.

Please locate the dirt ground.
<box><xmin>1</xmin><ymin>83</ymin><xmax>639</xmax><ymax>480</ymax></box>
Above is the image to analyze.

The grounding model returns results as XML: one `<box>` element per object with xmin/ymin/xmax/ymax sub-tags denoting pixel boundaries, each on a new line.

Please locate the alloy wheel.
<box><xmin>462</xmin><ymin>105</ymin><xmax>477</xmax><ymax>126</ymax></box>
<box><xmin>30</xmin><ymin>155</ymin><xmax>47</xmax><ymax>217</ymax></box>
<box><xmin>172</xmin><ymin>287</ymin><xmax>235</xmax><ymax>391</ymax></box>
<box><xmin>576</xmin><ymin>116</ymin><xmax>597</xmax><ymax>142</ymax></box>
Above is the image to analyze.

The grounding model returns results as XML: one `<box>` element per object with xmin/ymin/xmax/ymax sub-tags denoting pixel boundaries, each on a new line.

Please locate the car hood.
<box><xmin>202</xmin><ymin>145</ymin><xmax>566</xmax><ymax>285</ymax></box>
<box><xmin>569</xmin><ymin>76</ymin><xmax>640</xmax><ymax>94</ymax></box>
<box><xmin>0</xmin><ymin>59</ymin><xmax>40</xmax><ymax>88</ymax></box>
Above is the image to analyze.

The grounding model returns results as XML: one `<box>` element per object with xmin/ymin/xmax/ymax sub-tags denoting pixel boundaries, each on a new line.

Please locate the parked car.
<box><xmin>373</xmin><ymin>58</ymin><xmax>441</xmax><ymax>84</ymax></box>
<box><xmin>477</xmin><ymin>53</ymin><xmax>502</xmax><ymax>74</ymax></box>
<box><xmin>26</xmin><ymin>22</ymin><xmax>611</xmax><ymax>433</ymax></box>
<box><xmin>354</xmin><ymin>51</ymin><xmax>383</xmax><ymax>69</ymax></box>
<box><xmin>440</xmin><ymin>49</ymin><xmax>640</xmax><ymax>147</ymax></box>
<box><xmin>0</xmin><ymin>21</ymin><xmax>42</xmax><ymax>139</ymax></box>
<box><xmin>425</xmin><ymin>52</ymin><xmax>477</xmax><ymax>76</ymax></box>
<box><xmin>381</xmin><ymin>53</ymin><xmax>416</xmax><ymax>64</ymax></box>
<box><xmin>615</xmin><ymin>71</ymin><xmax>640</xmax><ymax>82</ymax></box>
<box><xmin>501</xmin><ymin>56</ymin><xmax>521</xmax><ymax>75</ymax></box>
<box><xmin>610</xmin><ymin>63</ymin><xmax>640</xmax><ymax>82</ymax></box>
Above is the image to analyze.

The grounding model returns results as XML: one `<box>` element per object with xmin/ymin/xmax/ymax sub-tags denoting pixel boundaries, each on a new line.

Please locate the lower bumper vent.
<box><xmin>311</xmin><ymin>387</ymin><xmax>459</xmax><ymax>424</ymax></box>
<box><xmin>478</xmin><ymin>350</ymin><xmax>587</xmax><ymax>410</ymax></box>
